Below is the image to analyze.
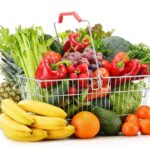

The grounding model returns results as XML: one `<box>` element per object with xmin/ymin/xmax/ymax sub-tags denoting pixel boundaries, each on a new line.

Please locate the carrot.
<box><xmin>85</xmin><ymin>84</ymin><xmax>110</xmax><ymax>101</ymax></box>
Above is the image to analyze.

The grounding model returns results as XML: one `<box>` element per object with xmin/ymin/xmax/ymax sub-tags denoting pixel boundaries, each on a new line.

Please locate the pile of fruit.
<box><xmin>0</xmin><ymin>99</ymin><xmax>75</xmax><ymax>141</ymax></box>
<box><xmin>122</xmin><ymin>106</ymin><xmax>150</xmax><ymax>136</ymax></box>
<box><xmin>0</xmin><ymin>19</ymin><xmax>150</xmax><ymax>142</ymax></box>
<box><xmin>0</xmin><ymin>99</ymin><xmax>150</xmax><ymax>142</ymax></box>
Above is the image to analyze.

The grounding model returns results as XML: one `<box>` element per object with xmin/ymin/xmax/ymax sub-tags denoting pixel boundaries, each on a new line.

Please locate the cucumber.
<box><xmin>44</xmin><ymin>34</ymin><xmax>63</xmax><ymax>55</ymax></box>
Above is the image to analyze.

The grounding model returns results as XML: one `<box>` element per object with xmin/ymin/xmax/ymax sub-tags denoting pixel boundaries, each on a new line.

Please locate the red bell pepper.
<box><xmin>63</xmin><ymin>33</ymin><xmax>89</xmax><ymax>52</ymax></box>
<box><xmin>35</xmin><ymin>51</ymin><xmax>71</xmax><ymax>88</ymax></box>
<box><xmin>111</xmin><ymin>59</ymin><xmax>141</xmax><ymax>86</ymax></box>
<box><xmin>120</xmin><ymin>59</ymin><xmax>141</xmax><ymax>76</ymax></box>
<box><xmin>43</xmin><ymin>51</ymin><xmax>62</xmax><ymax>64</ymax></box>
<box><xmin>110</xmin><ymin>52</ymin><xmax>130</xmax><ymax>76</ymax></box>
<box><xmin>135</xmin><ymin>64</ymin><xmax>150</xmax><ymax>80</ymax></box>
<box><xmin>112</xmin><ymin>52</ymin><xmax>130</xmax><ymax>65</ymax></box>
<box><xmin>138</xmin><ymin>64</ymin><xmax>149</xmax><ymax>75</ymax></box>
<box><xmin>109</xmin><ymin>61</ymin><xmax>125</xmax><ymax>76</ymax></box>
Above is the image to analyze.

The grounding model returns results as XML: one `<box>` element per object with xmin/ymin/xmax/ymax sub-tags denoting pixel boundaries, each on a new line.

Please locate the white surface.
<box><xmin>0</xmin><ymin>129</ymin><xmax>150</xmax><ymax>150</ymax></box>
<box><xmin>0</xmin><ymin>0</ymin><xmax>150</xmax><ymax>149</ymax></box>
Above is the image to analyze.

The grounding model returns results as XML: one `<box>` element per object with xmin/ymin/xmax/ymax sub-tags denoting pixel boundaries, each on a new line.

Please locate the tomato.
<box><xmin>69</xmin><ymin>73</ymin><xmax>78</xmax><ymax>79</ymax></box>
<box><xmin>122</xmin><ymin>122</ymin><xmax>139</xmax><ymax>136</ymax></box>
<box><xmin>75</xmin><ymin>64</ymin><xmax>88</xmax><ymax>74</ymax></box>
<box><xmin>93</xmin><ymin>67</ymin><xmax>109</xmax><ymax>86</ymax></box>
<box><xmin>67</xmin><ymin>65</ymin><xmax>76</xmax><ymax>74</ymax></box>
<box><xmin>78</xmin><ymin>73</ymin><xmax>89</xmax><ymax>88</ymax></box>
<box><xmin>102</xmin><ymin>60</ymin><xmax>110</xmax><ymax>70</ymax></box>
<box><xmin>69</xmin><ymin>86</ymin><xmax>77</xmax><ymax>95</ymax></box>
<box><xmin>136</xmin><ymin>105</ymin><xmax>150</xmax><ymax>119</ymax></box>
<box><xmin>139</xmin><ymin>119</ymin><xmax>150</xmax><ymax>135</ymax></box>
<box><xmin>112</xmin><ymin>52</ymin><xmax>130</xmax><ymax>65</ymax></box>
<box><xmin>125</xmin><ymin>114</ymin><xmax>139</xmax><ymax>124</ymax></box>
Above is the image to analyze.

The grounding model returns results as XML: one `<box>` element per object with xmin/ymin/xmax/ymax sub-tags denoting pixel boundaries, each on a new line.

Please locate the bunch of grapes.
<box><xmin>63</xmin><ymin>48</ymin><xmax>103</xmax><ymax>71</ymax></box>
<box><xmin>63</xmin><ymin>52</ymin><xmax>82</xmax><ymax>65</ymax></box>
<box><xmin>82</xmin><ymin>48</ymin><xmax>103</xmax><ymax>63</ymax></box>
<box><xmin>82</xmin><ymin>48</ymin><xmax>103</xmax><ymax>71</ymax></box>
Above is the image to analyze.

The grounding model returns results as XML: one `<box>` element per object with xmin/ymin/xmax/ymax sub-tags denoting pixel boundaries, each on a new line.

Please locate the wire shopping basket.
<box><xmin>17</xmin><ymin>12</ymin><xmax>150</xmax><ymax>119</ymax></box>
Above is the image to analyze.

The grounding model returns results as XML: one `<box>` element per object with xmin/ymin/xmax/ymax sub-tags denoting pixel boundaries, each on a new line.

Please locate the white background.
<box><xmin>0</xmin><ymin>0</ymin><xmax>150</xmax><ymax>149</ymax></box>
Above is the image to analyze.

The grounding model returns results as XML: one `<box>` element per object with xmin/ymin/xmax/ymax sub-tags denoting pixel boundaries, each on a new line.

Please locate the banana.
<box><xmin>47</xmin><ymin>125</ymin><xmax>75</xmax><ymax>140</ymax></box>
<box><xmin>1</xmin><ymin>128</ymin><xmax>31</xmax><ymax>138</ymax></box>
<box><xmin>0</xmin><ymin>113</ymin><xmax>31</xmax><ymax>133</ymax></box>
<box><xmin>4</xmin><ymin>128</ymin><xmax>48</xmax><ymax>142</ymax></box>
<box><xmin>31</xmin><ymin>115</ymin><xmax>67</xmax><ymax>130</ymax></box>
<box><xmin>1</xmin><ymin>99</ymin><xmax>34</xmax><ymax>125</ymax></box>
<box><xmin>18</xmin><ymin>100</ymin><xmax>67</xmax><ymax>118</ymax></box>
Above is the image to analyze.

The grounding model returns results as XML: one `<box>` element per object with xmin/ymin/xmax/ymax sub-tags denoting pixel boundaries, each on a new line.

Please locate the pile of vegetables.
<box><xmin>0</xmin><ymin>26</ymin><xmax>56</xmax><ymax>78</ymax></box>
<box><xmin>0</xmin><ymin>23</ymin><xmax>150</xmax><ymax>117</ymax></box>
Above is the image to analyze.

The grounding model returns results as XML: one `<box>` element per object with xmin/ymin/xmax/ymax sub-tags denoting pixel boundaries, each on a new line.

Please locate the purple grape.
<box><xmin>98</xmin><ymin>61</ymin><xmax>103</xmax><ymax>67</ymax></box>
<box><xmin>90</xmin><ymin>55</ymin><xmax>96</xmax><ymax>64</ymax></box>
<box><xmin>89</xmin><ymin>64</ymin><xmax>97</xmax><ymax>71</ymax></box>
<box><xmin>64</xmin><ymin>52</ymin><xmax>82</xmax><ymax>65</ymax></box>
<box><xmin>82</xmin><ymin>52</ymin><xmax>91</xmax><ymax>61</ymax></box>
<box><xmin>96</xmin><ymin>52</ymin><xmax>103</xmax><ymax>61</ymax></box>
<box><xmin>84</xmin><ymin>48</ymin><xmax>94</xmax><ymax>55</ymax></box>
<box><xmin>82</xmin><ymin>48</ymin><xmax>96</xmax><ymax>63</ymax></box>
<box><xmin>79</xmin><ymin>57</ymin><xmax>90</xmax><ymax>66</ymax></box>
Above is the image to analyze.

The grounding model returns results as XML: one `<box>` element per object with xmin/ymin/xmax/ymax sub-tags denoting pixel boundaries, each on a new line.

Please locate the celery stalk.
<box><xmin>0</xmin><ymin>26</ymin><xmax>55</xmax><ymax>102</ymax></box>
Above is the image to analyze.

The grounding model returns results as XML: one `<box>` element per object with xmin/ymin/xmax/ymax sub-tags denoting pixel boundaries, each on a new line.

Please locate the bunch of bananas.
<box><xmin>0</xmin><ymin>99</ymin><xmax>75</xmax><ymax>142</ymax></box>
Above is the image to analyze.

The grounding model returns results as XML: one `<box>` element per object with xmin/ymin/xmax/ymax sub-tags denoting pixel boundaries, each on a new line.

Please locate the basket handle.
<box><xmin>58</xmin><ymin>11</ymin><xmax>82</xmax><ymax>23</ymax></box>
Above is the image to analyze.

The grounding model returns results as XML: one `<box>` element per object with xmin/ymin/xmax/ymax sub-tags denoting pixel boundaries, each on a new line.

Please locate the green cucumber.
<box><xmin>44</xmin><ymin>34</ymin><xmax>63</xmax><ymax>55</ymax></box>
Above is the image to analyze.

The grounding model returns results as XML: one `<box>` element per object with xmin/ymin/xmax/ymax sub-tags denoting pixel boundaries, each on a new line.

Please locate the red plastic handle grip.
<box><xmin>58</xmin><ymin>11</ymin><xmax>82</xmax><ymax>23</ymax></box>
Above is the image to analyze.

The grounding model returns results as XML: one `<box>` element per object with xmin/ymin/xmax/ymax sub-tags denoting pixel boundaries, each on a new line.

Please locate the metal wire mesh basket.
<box><xmin>17</xmin><ymin>75</ymin><xmax>150</xmax><ymax>119</ymax></box>
<box><xmin>17</xmin><ymin>12</ymin><xmax>150</xmax><ymax>119</ymax></box>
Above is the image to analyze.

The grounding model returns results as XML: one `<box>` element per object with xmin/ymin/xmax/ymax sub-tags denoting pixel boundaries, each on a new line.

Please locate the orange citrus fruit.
<box><xmin>71</xmin><ymin>111</ymin><xmax>100</xmax><ymax>139</ymax></box>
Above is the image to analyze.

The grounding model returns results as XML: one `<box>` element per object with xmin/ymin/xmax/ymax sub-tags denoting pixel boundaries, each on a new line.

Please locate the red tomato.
<box><xmin>69</xmin><ymin>73</ymin><xmax>78</xmax><ymax>79</ymax></box>
<box><xmin>125</xmin><ymin>114</ymin><xmax>139</xmax><ymax>124</ymax></box>
<box><xmin>122</xmin><ymin>122</ymin><xmax>139</xmax><ymax>136</ymax></box>
<box><xmin>78</xmin><ymin>73</ymin><xmax>89</xmax><ymax>88</ymax></box>
<box><xmin>93</xmin><ymin>67</ymin><xmax>109</xmax><ymax>86</ymax></box>
<box><xmin>102</xmin><ymin>60</ymin><xmax>110</xmax><ymax>70</ymax></box>
<box><xmin>67</xmin><ymin>65</ymin><xmax>76</xmax><ymax>74</ymax></box>
<box><xmin>136</xmin><ymin>105</ymin><xmax>150</xmax><ymax>119</ymax></box>
<box><xmin>69</xmin><ymin>86</ymin><xmax>77</xmax><ymax>95</ymax></box>
<box><xmin>75</xmin><ymin>64</ymin><xmax>88</xmax><ymax>74</ymax></box>
<box><xmin>139</xmin><ymin>119</ymin><xmax>150</xmax><ymax>135</ymax></box>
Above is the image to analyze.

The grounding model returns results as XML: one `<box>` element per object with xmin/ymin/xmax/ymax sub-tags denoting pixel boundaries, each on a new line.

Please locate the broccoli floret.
<box><xmin>101</xmin><ymin>36</ymin><xmax>131</xmax><ymax>60</ymax></box>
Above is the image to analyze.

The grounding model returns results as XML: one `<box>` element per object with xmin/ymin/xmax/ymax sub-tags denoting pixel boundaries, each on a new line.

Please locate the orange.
<box><xmin>71</xmin><ymin>111</ymin><xmax>100</xmax><ymax>139</ymax></box>
<box><xmin>122</xmin><ymin>122</ymin><xmax>139</xmax><ymax>136</ymax></box>
<box><xmin>139</xmin><ymin>119</ymin><xmax>150</xmax><ymax>135</ymax></box>
<box><xmin>125</xmin><ymin>114</ymin><xmax>139</xmax><ymax>124</ymax></box>
<box><xmin>136</xmin><ymin>105</ymin><xmax>150</xmax><ymax>119</ymax></box>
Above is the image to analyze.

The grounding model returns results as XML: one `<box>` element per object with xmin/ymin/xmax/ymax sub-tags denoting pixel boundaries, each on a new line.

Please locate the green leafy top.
<box><xmin>0</xmin><ymin>26</ymin><xmax>54</xmax><ymax>78</ymax></box>
<box><xmin>129</xmin><ymin>43</ymin><xmax>150</xmax><ymax>70</ymax></box>
<box><xmin>110</xmin><ymin>82</ymin><xmax>143</xmax><ymax>115</ymax></box>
